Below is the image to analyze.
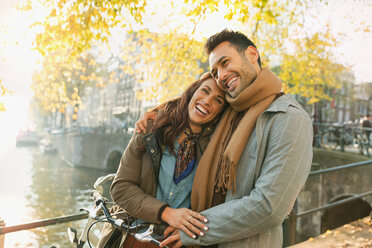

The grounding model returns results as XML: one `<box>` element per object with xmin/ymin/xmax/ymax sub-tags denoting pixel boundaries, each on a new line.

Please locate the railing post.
<box><xmin>0</xmin><ymin>218</ymin><xmax>5</xmax><ymax>248</ymax></box>
<box><xmin>340</xmin><ymin>125</ymin><xmax>345</xmax><ymax>152</ymax></box>
<box><xmin>288</xmin><ymin>210</ymin><xmax>297</xmax><ymax>245</ymax></box>
<box><xmin>313</xmin><ymin>123</ymin><xmax>322</xmax><ymax>148</ymax></box>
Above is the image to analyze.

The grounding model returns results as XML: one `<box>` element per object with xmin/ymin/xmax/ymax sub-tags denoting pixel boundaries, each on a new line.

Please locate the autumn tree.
<box><xmin>19</xmin><ymin>0</ymin><xmax>146</xmax><ymax>59</ymax></box>
<box><xmin>23</xmin><ymin>0</ymin><xmax>311</xmax><ymax>99</ymax></box>
<box><xmin>23</xmin><ymin>0</ymin><xmax>371</xmax><ymax>110</ymax></box>
<box><xmin>118</xmin><ymin>30</ymin><xmax>207</xmax><ymax>102</ymax></box>
<box><xmin>279</xmin><ymin>32</ymin><xmax>346</xmax><ymax>104</ymax></box>
<box><xmin>31</xmin><ymin>49</ymin><xmax>109</xmax><ymax>125</ymax></box>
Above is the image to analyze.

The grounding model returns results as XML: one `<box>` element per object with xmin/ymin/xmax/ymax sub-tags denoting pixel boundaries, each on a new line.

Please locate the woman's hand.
<box><xmin>135</xmin><ymin>111</ymin><xmax>158</xmax><ymax>133</ymax></box>
<box><xmin>161</xmin><ymin>207</ymin><xmax>208</xmax><ymax>239</ymax></box>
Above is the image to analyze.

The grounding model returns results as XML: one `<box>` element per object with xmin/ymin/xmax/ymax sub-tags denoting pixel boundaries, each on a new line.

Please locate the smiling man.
<box><xmin>160</xmin><ymin>29</ymin><xmax>313</xmax><ymax>248</ymax></box>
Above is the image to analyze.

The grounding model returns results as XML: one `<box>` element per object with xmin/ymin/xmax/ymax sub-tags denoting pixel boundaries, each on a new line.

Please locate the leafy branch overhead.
<box><xmin>25</xmin><ymin>0</ymin><xmax>146</xmax><ymax>57</ymax></box>
<box><xmin>0</xmin><ymin>80</ymin><xmax>13</xmax><ymax>112</ymax></box>
<box><xmin>24</xmin><ymin>0</ymin><xmax>367</xmax><ymax>116</ymax></box>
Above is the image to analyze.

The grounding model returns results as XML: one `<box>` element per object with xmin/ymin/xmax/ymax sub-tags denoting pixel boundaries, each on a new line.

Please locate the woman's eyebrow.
<box><xmin>204</xmin><ymin>85</ymin><xmax>211</xmax><ymax>91</ymax></box>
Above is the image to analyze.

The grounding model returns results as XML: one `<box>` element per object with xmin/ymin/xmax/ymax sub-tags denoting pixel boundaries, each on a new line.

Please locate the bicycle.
<box><xmin>67</xmin><ymin>173</ymin><xmax>168</xmax><ymax>248</ymax></box>
<box><xmin>358</xmin><ymin>126</ymin><xmax>372</xmax><ymax>156</ymax></box>
<box><xmin>320</xmin><ymin>123</ymin><xmax>365</xmax><ymax>154</ymax></box>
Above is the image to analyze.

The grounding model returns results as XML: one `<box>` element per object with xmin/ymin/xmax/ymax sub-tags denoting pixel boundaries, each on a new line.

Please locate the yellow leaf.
<box><xmin>0</xmin><ymin>102</ymin><xmax>5</xmax><ymax>112</ymax></box>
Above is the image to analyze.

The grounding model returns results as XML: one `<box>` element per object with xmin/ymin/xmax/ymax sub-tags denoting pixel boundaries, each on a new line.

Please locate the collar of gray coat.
<box><xmin>264</xmin><ymin>94</ymin><xmax>303</xmax><ymax>113</ymax></box>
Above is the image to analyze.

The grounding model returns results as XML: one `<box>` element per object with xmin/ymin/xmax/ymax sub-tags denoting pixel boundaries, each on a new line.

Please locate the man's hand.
<box><xmin>160</xmin><ymin>229</ymin><xmax>182</xmax><ymax>248</ymax></box>
<box><xmin>135</xmin><ymin>111</ymin><xmax>158</xmax><ymax>133</ymax></box>
<box><xmin>161</xmin><ymin>207</ymin><xmax>208</xmax><ymax>239</ymax></box>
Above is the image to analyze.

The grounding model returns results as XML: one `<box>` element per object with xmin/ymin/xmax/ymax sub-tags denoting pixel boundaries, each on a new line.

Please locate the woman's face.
<box><xmin>188</xmin><ymin>78</ymin><xmax>226</xmax><ymax>133</ymax></box>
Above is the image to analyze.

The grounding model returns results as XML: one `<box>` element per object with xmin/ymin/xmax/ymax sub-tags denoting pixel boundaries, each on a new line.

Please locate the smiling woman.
<box><xmin>97</xmin><ymin>73</ymin><xmax>226</xmax><ymax>247</ymax></box>
<box><xmin>188</xmin><ymin>75</ymin><xmax>225</xmax><ymax>133</ymax></box>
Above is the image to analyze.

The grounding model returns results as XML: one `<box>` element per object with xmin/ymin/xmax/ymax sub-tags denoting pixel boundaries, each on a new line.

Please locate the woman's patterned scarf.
<box><xmin>173</xmin><ymin>128</ymin><xmax>200</xmax><ymax>184</ymax></box>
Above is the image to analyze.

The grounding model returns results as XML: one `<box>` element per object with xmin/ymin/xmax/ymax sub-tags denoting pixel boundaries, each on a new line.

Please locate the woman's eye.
<box><xmin>202</xmin><ymin>88</ymin><xmax>209</xmax><ymax>94</ymax></box>
<box><xmin>215</xmin><ymin>98</ymin><xmax>223</xmax><ymax>104</ymax></box>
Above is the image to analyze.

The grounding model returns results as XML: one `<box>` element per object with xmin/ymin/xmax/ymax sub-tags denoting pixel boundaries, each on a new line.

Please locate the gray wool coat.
<box><xmin>180</xmin><ymin>94</ymin><xmax>313</xmax><ymax>248</ymax></box>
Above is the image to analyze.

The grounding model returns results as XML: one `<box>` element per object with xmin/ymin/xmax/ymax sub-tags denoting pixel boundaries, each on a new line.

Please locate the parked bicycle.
<box><xmin>67</xmin><ymin>174</ymin><xmax>168</xmax><ymax>248</ymax></box>
<box><xmin>320</xmin><ymin>123</ymin><xmax>370</xmax><ymax>156</ymax></box>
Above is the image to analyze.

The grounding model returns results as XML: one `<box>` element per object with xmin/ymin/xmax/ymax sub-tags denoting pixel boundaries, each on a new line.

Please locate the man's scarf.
<box><xmin>190</xmin><ymin>68</ymin><xmax>282</xmax><ymax>212</ymax></box>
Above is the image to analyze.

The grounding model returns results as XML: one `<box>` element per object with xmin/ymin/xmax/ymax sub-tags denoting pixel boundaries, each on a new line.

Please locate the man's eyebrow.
<box><xmin>215</xmin><ymin>56</ymin><xmax>227</xmax><ymax>65</ymax></box>
<box><xmin>210</xmin><ymin>56</ymin><xmax>227</xmax><ymax>75</ymax></box>
<box><xmin>217</xmin><ymin>95</ymin><xmax>225</xmax><ymax>101</ymax></box>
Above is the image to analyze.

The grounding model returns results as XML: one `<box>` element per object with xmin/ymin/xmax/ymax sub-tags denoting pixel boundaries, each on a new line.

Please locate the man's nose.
<box><xmin>217</xmin><ymin>68</ymin><xmax>228</xmax><ymax>85</ymax></box>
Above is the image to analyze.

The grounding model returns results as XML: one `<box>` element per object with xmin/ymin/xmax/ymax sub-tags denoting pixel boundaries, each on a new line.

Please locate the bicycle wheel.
<box><xmin>353</xmin><ymin>132</ymin><xmax>365</xmax><ymax>155</ymax></box>
<box><xmin>321</xmin><ymin>132</ymin><xmax>339</xmax><ymax>150</ymax></box>
<box><xmin>357</xmin><ymin>137</ymin><xmax>364</xmax><ymax>155</ymax></box>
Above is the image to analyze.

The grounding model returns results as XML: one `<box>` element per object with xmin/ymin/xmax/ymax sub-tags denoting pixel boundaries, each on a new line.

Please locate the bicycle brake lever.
<box><xmin>134</xmin><ymin>224</ymin><xmax>154</xmax><ymax>242</ymax></box>
<box><xmin>134</xmin><ymin>224</ymin><xmax>169</xmax><ymax>247</ymax></box>
<box><xmin>79</xmin><ymin>208</ymin><xmax>90</xmax><ymax>214</ymax></box>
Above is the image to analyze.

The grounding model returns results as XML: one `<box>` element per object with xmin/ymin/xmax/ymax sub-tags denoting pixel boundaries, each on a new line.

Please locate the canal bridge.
<box><xmin>51</xmin><ymin>131</ymin><xmax>132</xmax><ymax>172</ymax></box>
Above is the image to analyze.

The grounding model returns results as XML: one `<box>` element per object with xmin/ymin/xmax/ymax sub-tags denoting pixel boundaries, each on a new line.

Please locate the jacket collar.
<box><xmin>264</xmin><ymin>94</ymin><xmax>303</xmax><ymax>114</ymax></box>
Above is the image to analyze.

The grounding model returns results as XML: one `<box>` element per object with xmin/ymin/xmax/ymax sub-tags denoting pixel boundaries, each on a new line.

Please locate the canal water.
<box><xmin>0</xmin><ymin>141</ymin><xmax>111</xmax><ymax>247</ymax></box>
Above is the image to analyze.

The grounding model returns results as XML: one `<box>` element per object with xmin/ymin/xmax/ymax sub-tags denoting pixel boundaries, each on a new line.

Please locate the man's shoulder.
<box><xmin>266</xmin><ymin>94</ymin><xmax>309</xmax><ymax>116</ymax></box>
<box><xmin>260</xmin><ymin>95</ymin><xmax>313</xmax><ymax>138</ymax></box>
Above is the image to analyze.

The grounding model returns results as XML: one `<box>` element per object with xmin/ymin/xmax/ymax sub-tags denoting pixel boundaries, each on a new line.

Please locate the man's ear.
<box><xmin>244</xmin><ymin>46</ymin><xmax>259</xmax><ymax>64</ymax></box>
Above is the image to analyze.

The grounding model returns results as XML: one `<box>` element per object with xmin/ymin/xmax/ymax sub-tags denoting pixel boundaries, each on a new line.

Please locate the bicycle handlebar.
<box><xmin>91</xmin><ymin>188</ymin><xmax>168</xmax><ymax>247</ymax></box>
<box><xmin>93</xmin><ymin>173</ymin><xmax>116</xmax><ymax>194</ymax></box>
<box><xmin>91</xmin><ymin>190</ymin><xmax>105</xmax><ymax>205</ymax></box>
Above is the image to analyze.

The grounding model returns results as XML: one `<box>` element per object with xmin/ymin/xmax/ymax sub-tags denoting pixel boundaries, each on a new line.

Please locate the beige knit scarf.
<box><xmin>191</xmin><ymin>68</ymin><xmax>282</xmax><ymax>212</ymax></box>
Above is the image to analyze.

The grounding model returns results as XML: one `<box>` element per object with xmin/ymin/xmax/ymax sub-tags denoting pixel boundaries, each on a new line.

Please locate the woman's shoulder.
<box><xmin>129</xmin><ymin>131</ymin><xmax>146</xmax><ymax>149</ymax></box>
<box><xmin>130</xmin><ymin>117</ymin><xmax>158</xmax><ymax>145</ymax></box>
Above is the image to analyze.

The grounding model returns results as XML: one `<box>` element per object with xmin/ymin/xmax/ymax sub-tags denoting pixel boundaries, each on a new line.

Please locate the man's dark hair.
<box><xmin>204</xmin><ymin>29</ymin><xmax>261</xmax><ymax>67</ymax></box>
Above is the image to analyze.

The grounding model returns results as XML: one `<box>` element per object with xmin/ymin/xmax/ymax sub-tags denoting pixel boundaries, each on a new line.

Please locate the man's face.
<box><xmin>209</xmin><ymin>41</ymin><xmax>259</xmax><ymax>98</ymax></box>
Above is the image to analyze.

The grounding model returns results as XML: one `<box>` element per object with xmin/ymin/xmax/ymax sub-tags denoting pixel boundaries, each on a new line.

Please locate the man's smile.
<box><xmin>224</xmin><ymin>75</ymin><xmax>238</xmax><ymax>90</ymax></box>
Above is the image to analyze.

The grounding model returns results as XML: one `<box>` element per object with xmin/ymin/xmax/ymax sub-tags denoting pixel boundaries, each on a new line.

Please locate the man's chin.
<box><xmin>228</xmin><ymin>91</ymin><xmax>237</xmax><ymax>98</ymax></box>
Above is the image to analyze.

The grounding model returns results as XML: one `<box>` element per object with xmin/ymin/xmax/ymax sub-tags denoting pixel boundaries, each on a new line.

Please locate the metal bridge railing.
<box><xmin>286</xmin><ymin>159</ymin><xmax>372</xmax><ymax>246</ymax></box>
<box><xmin>0</xmin><ymin>212</ymin><xmax>88</xmax><ymax>236</ymax></box>
<box><xmin>0</xmin><ymin>212</ymin><xmax>88</xmax><ymax>248</ymax></box>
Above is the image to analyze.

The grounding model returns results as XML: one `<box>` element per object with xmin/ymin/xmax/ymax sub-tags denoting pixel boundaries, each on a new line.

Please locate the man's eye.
<box><xmin>212</xmin><ymin>72</ymin><xmax>217</xmax><ymax>79</ymax></box>
<box><xmin>222</xmin><ymin>60</ymin><xmax>228</xmax><ymax>66</ymax></box>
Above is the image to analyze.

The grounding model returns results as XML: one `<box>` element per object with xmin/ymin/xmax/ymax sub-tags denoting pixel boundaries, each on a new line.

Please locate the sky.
<box><xmin>0</xmin><ymin>0</ymin><xmax>372</xmax><ymax>143</ymax></box>
<box><xmin>0</xmin><ymin>0</ymin><xmax>42</xmax><ymax>145</ymax></box>
<box><xmin>307</xmin><ymin>0</ymin><xmax>372</xmax><ymax>84</ymax></box>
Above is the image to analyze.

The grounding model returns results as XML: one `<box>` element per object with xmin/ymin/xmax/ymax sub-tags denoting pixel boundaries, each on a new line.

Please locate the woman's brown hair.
<box><xmin>151</xmin><ymin>73</ymin><xmax>222</xmax><ymax>153</ymax></box>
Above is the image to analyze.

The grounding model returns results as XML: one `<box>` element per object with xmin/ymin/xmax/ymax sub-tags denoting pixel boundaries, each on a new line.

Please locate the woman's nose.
<box><xmin>203</xmin><ymin>96</ymin><xmax>212</xmax><ymax>105</ymax></box>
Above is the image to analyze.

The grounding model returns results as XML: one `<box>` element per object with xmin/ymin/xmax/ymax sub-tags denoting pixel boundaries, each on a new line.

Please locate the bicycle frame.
<box><xmin>68</xmin><ymin>174</ymin><xmax>115</xmax><ymax>248</ymax></box>
<box><xmin>68</xmin><ymin>173</ymin><xmax>167</xmax><ymax>248</ymax></box>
